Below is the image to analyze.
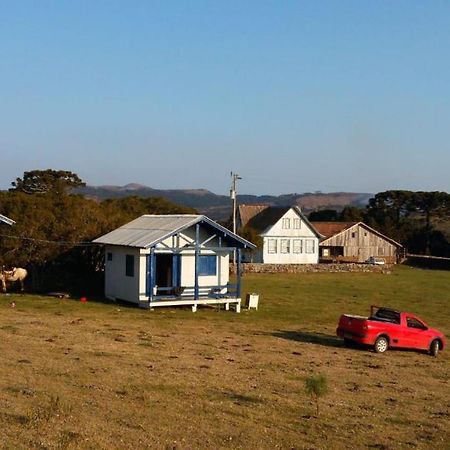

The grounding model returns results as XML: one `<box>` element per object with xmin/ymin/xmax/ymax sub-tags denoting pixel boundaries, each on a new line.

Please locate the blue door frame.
<box><xmin>147</xmin><ymin>251</ymin><xmax>181</xmax><ymax>300</ymax></box>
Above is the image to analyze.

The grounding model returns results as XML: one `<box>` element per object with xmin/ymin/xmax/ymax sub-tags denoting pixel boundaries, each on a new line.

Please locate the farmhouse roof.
<box><xmin>238</xmin><ymin>204</ymin><xmax>272</xmax><ymax>228</ymax></box>
<box><xmin>311</xmin><ymin>221</ymin><xmax>403</xmax><ymax>247</ymax></box>
<box><xmin>245</xmin><ymin>206</ymin><xmax>291</xmax><ymax>232</ymax></box>
<box><xmin>239</xmin><ymin>205</ymin><xmax>322</xmax><ymax>238</ymax></box>
<box><xmin>0</xmin><ymin>214</ymin><xmax>15</xmax><ymax>226</ymax></box>
<box><xmin>93</xmin><ymin>214</ymin><xmax>256</xmax><ymax>249</ymax></box>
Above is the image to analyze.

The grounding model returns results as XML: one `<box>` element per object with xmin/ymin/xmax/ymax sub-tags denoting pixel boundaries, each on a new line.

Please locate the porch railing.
<box><xmin>152</xmin><ymin>283</ymin><xmax>239</xmax><ymax>300</ymax></box>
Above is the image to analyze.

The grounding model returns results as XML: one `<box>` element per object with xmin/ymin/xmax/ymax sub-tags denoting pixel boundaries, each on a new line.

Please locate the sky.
<box><xmin>1</xmin><ymin>1</ymin><xmax>449</xmax><ymax>196</ymax></box>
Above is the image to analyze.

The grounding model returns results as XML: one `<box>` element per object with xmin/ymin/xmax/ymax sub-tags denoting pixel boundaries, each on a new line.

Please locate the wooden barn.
<box><xmin>311</xmin><ymin>221</ymin><xmax>403</xmax><ymax>264</ymax></box>
<box><xmin>93</xmin><ymin>214</ymin><xmax>255</xmax><ymax>312</ymax></box>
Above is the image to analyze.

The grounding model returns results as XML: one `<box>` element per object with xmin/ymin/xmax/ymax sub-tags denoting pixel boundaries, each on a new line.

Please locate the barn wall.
<box><xmin>321</xmin><ymin>224</ymin><xmax>399</xmax><ymax>262</ymax></box>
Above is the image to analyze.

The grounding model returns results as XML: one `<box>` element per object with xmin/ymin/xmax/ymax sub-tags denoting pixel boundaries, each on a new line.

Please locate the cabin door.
<box><xmin>154</xmin><ymin>254</ymin><xmax>181</xmax><ymax>295</ymax></box>
<box><xmin>155</xmin><ymin>254</ymin><xmax>173</xmax><ymax>292</ymax></box>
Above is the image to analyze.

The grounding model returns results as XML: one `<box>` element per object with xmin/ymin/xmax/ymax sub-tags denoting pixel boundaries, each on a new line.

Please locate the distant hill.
<box><xmin>75</xmin><ymin>184</ymin><xmax>373</xmax><ymax>221</ymax></box>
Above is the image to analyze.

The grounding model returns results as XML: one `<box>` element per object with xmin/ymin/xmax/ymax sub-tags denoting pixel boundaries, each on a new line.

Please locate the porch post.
<box><xmin>194</xmin><ymin>223</ymin><xmax>200</xmax><ymax>300</ymax></box>
<box><xmin>149</xmin><ymin>248</ymin><xmax>155</xmax><ymax>302</ymax></box>
<box><xmin>217</xmin><ymin>237</ymin><xmax>222</xmax><ymax>288</ymax></box>
<box><xmin>236</xmin><ymin>248</ymin><xmax>242</xmax><ymax>299</ymax></box>
<box><xmin>172</xmin><ymin>253</ymin><xmax>179</xmax><ymax>290</ymax></box>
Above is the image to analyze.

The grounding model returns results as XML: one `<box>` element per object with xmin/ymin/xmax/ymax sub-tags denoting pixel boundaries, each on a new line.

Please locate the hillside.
<box><xmin>75</xmin><ymin>184</ymin><xmax>372</xmax><ymax>220</ymax></box>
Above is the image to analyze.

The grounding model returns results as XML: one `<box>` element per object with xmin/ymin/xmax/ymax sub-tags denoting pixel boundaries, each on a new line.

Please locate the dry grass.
<box><xmin>0</xmin><ymin>266</ymin><xmax>449</xmax><ymax>449</ymax></box>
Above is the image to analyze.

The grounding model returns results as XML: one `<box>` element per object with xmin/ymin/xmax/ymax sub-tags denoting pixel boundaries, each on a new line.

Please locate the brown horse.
<box><xmin>1</xmin><ymin>267</ymin><xmax>28</xmax><ymax>292</ymax></box>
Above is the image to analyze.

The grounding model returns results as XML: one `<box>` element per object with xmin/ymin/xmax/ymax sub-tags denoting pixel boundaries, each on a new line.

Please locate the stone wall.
<box><xmin>230</xmin><ymin>263</ymin><xmax>392</xmax><ymax>274</ymax></box>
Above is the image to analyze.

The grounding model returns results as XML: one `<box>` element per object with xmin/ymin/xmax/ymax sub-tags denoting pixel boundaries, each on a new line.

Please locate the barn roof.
<box><xmin>93</xmin><ymin>214</ymin><xmax>256</xmax><ymax>249</ymax></box>
<box><xmin>310</xmin><ymin>222</ymin><xmax>357</xmax><ymax>239</ymax></box>
<box><xmin>0</xmin><ymin>214</ymin><xmax>15</xmax><ymax>226</ymax></box>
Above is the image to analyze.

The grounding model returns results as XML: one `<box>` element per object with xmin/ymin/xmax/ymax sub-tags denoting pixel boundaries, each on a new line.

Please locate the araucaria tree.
<box><xmin>10</xmin><ymin>169</ymin><xmax>86</xmax><ymax>194</ymax></box>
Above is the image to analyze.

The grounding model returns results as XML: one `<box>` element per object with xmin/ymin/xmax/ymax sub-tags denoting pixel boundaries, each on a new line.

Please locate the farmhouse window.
<box><xmin>293</xmin><ymin>239</ymin><xmax>302</xmax><ymax>253</ymax></box>
<box><xmin>282</xmin><ymin>218</ymin><xmax>290</xmax><ymax>229</ymax></box>
<box><xmin>280</xmin><ymin>239</ymin><xmax>290</xmax><ymax>253</ymax></box>
<box><xmin>107</xmin><ymin>252</ymin><xmax>113</xmax><ymax>261</ymax></box>
<box><xmin>125</xmin><ymin>255</ymin><xmax>134</xmax><ymax>277</ymax></box>
<box><xmin>198</xmin><ymin>255</ymin><xmax>217</xmax><ymax>276</ymax></box>
<box><xmin>268</xmin><ymin>239</ymin><xmax>277</xmax><ymax>253</ymax></box>
<box><xmin>293</xmin><ymin>218</ymin><xmax>301</xmax><ymax>229</ymax></box>
<box><xmin>351</xmin><ymin>232</ymin><xmax>356</xmax><ymax>238</ymax></box>
<box><xmin>305</xmin><ymin>239</ymin><xmax>315</xmax><ymax>254</ymax></box>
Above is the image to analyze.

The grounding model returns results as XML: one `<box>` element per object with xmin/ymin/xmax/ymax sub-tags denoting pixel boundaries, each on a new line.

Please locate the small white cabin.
<box><xmin>238</xmin><ymin>205</ymin><xmax>321</xmax><ymax>264</ymax></box>
<box><xmin>93</xmin><ymin>214</ymin><xmax>255</xmax><ymax>312</ymax></box>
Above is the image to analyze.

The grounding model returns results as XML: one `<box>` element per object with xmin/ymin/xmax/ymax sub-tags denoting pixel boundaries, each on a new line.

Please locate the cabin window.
<box><xmin>282</xmin><ymin>218</ymin><xmax>290</xmax><ymax>229</ymax></box>
<box><xmin>305</xmin><ymin>239</ymin><xmax>315</xmax><ymax>254</ymax></box>
<box><xmin>268</xmin><ymin>239</ymin><xmax>277</xmax><ymax>254</ymax></box>
<box><xmin>125</xmin><ymin>255</ymin><xmax>135</xmax><ymax>277</ymax></box>
<box><xmin>293</xmin><ymin>239</ymin><xmax>302</xmax><ymax>253</ymax></box>
<box><xmin>107</xmin><ymin>252</ymin><xmax>113</xmax><ymax>261</ymax></box>
<box><xmin>351</xmin><ymin>232</ymin><xmax>356</xmax><ymax>238</ymax></box>
<box><xmin>293</xmin><ymin>218</ymin><xmax>301</xmax><ymax>229</ymax></box>
<box><xmin>280</xmin><ymin>239</ymin><xmax>290</xmax><ymax>253</ymax></box>
<box><xmin>198</xmin><ymin>255</ymin><xmax>217</xmax><ymax>276</ymax></box>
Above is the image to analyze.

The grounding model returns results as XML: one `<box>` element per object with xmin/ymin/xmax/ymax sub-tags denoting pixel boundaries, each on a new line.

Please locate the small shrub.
<box><xmin>305</xmin><ymin>373</ymin><xmax>329</xmax><ymax>416</ymax></box>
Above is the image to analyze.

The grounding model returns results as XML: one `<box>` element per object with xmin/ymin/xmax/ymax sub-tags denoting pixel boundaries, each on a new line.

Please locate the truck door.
<box><xmin>405</xmin><ymin>316</ymin><xmax>428</xmax><ymax>348</ymax></box>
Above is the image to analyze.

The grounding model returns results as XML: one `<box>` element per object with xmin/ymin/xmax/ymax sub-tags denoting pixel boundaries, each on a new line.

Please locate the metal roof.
<box><xmin>93</xmin><ymin>214</ymin><xmax>256</xmax><ymax>249</ymax></box>
<box><xmin>0</xmin><ymin>214</ymin><xmax>15</xmax><ymax>226</ymax></box>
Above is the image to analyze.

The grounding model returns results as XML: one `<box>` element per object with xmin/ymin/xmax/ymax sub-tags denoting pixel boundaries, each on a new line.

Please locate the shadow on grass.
<box><xmin>272</xmin><ymin>330</ymin><xmax>345</xmax><ymax>348</ymax></box>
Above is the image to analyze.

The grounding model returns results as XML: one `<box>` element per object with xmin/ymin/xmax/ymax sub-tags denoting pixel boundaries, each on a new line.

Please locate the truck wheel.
<box><xmin>430</xmin><ymin>340</ymin><xmax>440</xmax><ymax>357</ymax></box>
<box><xmin>374</xmin><ymin>336</ymin><xmax>388</xmax><ymax>353</ymax></box>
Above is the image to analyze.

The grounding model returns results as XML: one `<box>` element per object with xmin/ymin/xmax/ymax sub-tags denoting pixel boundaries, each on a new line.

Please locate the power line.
<box><xmin>0</xmin><ymin>233</ymin><xmax>94</xmax><ymax>247</ymax></box>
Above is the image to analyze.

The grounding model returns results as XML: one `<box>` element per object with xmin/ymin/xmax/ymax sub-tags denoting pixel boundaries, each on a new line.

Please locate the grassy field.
<box><xmin>0</xmin><ymin>265</ymin><xmax>449</xmax><ymax>450</ymax></box>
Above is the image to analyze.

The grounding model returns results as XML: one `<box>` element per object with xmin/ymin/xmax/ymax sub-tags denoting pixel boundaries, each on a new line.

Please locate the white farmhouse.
<box><xmin>237</xmin><ymin>205</ymin><xmax>321</xmax><ymax>264</ymax></box>
<box><xmin>93</xmin><ymin>214</ymin><xmax>255</xmax><ymax>312</ymax></box>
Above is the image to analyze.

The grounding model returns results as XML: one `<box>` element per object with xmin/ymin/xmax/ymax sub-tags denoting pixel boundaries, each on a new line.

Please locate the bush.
<box><xmin>305</xmin><ymin>373</ymin><xmax>329</xmax><ymax>416</ymax></box>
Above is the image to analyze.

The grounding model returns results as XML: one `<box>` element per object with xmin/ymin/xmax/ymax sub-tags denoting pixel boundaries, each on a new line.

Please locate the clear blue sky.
<box><xmin>1</xmin><ymin>1</ymin><xmax>449</xmax><ymax>195</ymax></box>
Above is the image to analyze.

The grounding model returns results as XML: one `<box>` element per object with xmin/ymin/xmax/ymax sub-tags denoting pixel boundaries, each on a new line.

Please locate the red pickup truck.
<box><xmin>336</xmin><ymin>305</ymin><xmax>446</xmax><ymax>356</ymax></box>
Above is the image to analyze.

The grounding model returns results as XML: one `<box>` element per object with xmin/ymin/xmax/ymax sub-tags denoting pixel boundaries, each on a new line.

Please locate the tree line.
<box><xmin>1</xmin><ymin>170</ymin><xmax>449</xmax><ymax>293</ymax></box>
<box><xmin>309</xmin><ymin>190</ymin><xmax>450</xmax><ymax>256</ymax></box>
<box><xmin>0</xmin><ymin>170</ymin><xmax>195</xmax><ymax>293</ymax></box>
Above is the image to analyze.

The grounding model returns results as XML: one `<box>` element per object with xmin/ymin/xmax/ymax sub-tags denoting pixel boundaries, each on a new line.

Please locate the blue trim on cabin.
<box><xmin>146</xmin><ymin>249</ymin><xmax>156</xmax><ymax>301</ymax></box>
<box><xmin>172</xmin><ymin>254</ymin><xmax>181</xmax><ymax>288</ymax></box>
<box><xmin>194</xmin><ymin>223</ymin><xmax>200</xmax><ymax>300</ymax></box>
<box><xmin>236</xmin><ymin>248</ymin><xmax>242</xmax><ymax>299</ymax></box>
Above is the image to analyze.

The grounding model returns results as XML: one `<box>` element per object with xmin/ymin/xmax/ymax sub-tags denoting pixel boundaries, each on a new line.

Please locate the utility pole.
<box><xmin>230</xmin><ymin>172</ymin><xmax>242</xmax><ymax>265</ymax></box>
<box><xmin>230</xmin><ymin>172</ymin><xmax>242</xmax><ymax>235</ymax></box>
